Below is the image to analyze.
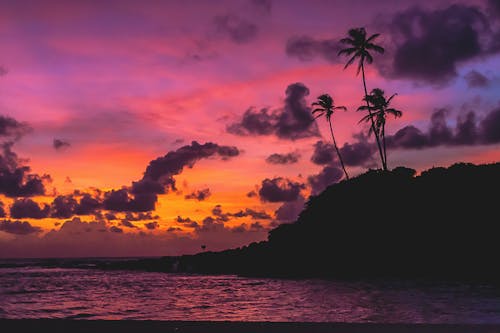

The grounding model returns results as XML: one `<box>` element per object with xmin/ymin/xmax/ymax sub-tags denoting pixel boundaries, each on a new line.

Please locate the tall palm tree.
<box><xmin>312</xmin><ymin>94</ymin><xmax>349</xmax><ymax>180</ymax></box>
<box><xmin>358</xmin><ymin>88</ymin><xmax>402</xmax><ymax>170</ymax></box>
<box><xmin>338</xmin><ymin>27</ymin><xmax>386</xmax><ymax>170</ymax></box>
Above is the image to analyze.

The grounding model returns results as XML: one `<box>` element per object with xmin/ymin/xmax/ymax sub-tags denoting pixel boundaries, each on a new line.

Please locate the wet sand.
<box><xmin>1</xmin><ymin>320</ymin><xmax>500</xmax><ymax>333</ymax></box>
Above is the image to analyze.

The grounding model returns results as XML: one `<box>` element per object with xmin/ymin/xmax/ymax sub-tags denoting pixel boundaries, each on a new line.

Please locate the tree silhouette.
<box><xmin>312</xmin><ymin>94</ymin><xmax>349</xmax><ymax>180</ymax></box>
<box><xmin>338</xmin><ymin>27</ymin><xmax>386</xmax><ymax>170</ymax></box>
<box><xmin>358</xmin><ymin>88</ymin><xmax>402</xmax><ymax>169</ymax></box>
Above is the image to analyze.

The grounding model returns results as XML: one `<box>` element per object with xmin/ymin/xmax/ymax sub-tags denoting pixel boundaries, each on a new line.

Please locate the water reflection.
<box><xmin>1</xmin><ymin>267</ymin><xmax>499</xmax><ymax>322</ymax></box>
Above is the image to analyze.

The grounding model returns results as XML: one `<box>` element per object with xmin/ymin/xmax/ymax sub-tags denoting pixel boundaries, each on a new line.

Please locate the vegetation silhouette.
<box><xmin>96</xmin><ymin>162</ymin><xmax>500</xmax><ymax>283</ymax></box>
<box><xmin>339</xmin><ymin>27</ymin><xmax>386</xmax><ymax>170</ymax></box>
<box><xmin>358</xmin><ymin>88</ymin><xmax>402</xmax><ymax>169</ymax></box>
<box><xmin>312</xmin><ymin>94</ymin><xmax>349</xmax><ymax>179</ymax></box>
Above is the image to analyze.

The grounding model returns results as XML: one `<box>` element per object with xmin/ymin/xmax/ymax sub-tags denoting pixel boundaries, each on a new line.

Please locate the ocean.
<box><xmin>1</xmin><ymin>258</ymin><xmax>500</xmax><ymax>322</ymax></box>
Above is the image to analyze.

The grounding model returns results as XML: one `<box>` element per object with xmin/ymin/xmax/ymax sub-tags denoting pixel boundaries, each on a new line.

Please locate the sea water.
<box><xmin>1</xmin><ymin>259</ymin><xmax>500</xmax><ymax>322</ymax></box>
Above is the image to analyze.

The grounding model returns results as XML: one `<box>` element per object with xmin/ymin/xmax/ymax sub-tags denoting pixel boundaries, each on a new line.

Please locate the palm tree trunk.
<box><xmin>328</xmin><ymin>119</ymin><xmax>349</xmax><ymax>180</ymax></box>
<box><xmin>361</xmin><ymin>62</ymin><xmax>387</xmax><ymax>171</ymax></box>
<box><xmin>382</xmin><ymin>122</ymin><xmax>387</xmax><ymax>170</ymax></box>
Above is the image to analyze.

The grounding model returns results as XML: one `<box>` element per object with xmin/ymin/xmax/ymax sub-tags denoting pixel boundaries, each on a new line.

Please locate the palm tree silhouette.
<box><xmin>358</xmin><ymin>88</ymin><xmax>402</xmax><ymax>169</ymax></box>
<box><xmin>312</xmin><ymin>94</ymin><xmax>349</xmax><ymax>180</ymax></box>
<box><xmin>338</xmin><ymin>27</ymin><xmax>386</xmax><ymax>170</ymax></box>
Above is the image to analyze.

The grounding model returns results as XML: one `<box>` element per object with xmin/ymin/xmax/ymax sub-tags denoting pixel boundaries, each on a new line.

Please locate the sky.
<box><xmin>1</xmin><ymin>0</ymin><xmax>500</xmax><ymax>257</ymax></box>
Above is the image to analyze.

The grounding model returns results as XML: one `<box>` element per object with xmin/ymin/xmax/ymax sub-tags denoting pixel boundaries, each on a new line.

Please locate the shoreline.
<box><xmin>1</xmin><ymin>320</ymin><xmax>500</xmax><ymax>333</ymax></box>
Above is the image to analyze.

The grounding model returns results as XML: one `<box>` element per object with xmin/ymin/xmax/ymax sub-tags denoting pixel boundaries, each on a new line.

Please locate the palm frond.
<box><xmin>366</xmin><ymin>33</ymin><xmax>380</xmax><ymax>43</ymax></box>
<box><xmin>344</xmin><ymin>54</ymin><xmax>358</xmax><ymax>69</ymax></box>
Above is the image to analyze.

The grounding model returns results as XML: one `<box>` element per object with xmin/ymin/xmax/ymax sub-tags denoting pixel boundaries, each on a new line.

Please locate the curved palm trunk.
<box><xmin>361</xmin><ymin>62</ymin><xmax>387</xmax><ymax>171</ymax></box>
<box><xmin>328</xmin><ymin>119</ymin><xmax>349</xmax><ymax>180</ymax></box>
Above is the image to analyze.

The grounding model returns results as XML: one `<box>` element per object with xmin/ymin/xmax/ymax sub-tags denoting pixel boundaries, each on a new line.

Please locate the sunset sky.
<box><xmin>1</xmin><ymin>0</ymin><xmax>500</xmax><ymax>257</ymax></box>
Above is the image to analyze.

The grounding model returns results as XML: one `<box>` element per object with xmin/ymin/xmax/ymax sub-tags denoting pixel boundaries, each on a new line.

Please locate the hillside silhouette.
<box><xmin>97</xmin><ymin>162</ymin><xmax>500</xmax><ymax>281</ymax></box>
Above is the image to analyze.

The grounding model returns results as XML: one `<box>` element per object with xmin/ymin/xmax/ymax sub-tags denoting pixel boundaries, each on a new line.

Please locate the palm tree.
<box><xmin>312</xmin><ymin>94</ymin><xmax>349</xmax><ymax>180</ymax></box>
<box><xmin>358</xmin><ymin>88</ymin><xmax>402</xmax><ymax>170</ymax></box>
<box><xmin>338</xmin><ymin>27</ymin><xmax>386</xmax><ymax>170</ymax></box>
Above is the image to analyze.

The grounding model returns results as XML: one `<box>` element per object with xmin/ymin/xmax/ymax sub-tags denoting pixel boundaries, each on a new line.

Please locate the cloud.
<box><xmin>74</xmin><ymin>193</ymin><xmax>102</xmax><ymax>215</ymax></box>
<box><xmin>10</xmin><ymin>199</ymin><xmax>50</xmax><ymax>219</ymax></box>
<box><xmin>231</xmin><ymin>208</ymin><xmax>272</xmax><ymax>220</ymax></box>
<box><xmin>384</xmin><ymin>4</ymin><xmax>495</xmax><ymax>84</ymax></box>
<box><xmin>102</xmin><ymin>141</ymin><xmax>239</xmax><ymax>213</ymax></box>
<box><xmin>265</xmin><ymin>152</ymin><xmax>300</xmax><ymax>164</ymax></box>
<box><xmin>184</xmin><ymin>188</ymin><xmax>211</xmax><ymax>201</ymax></box>
<box><xmin>339</xmin><ymin>133</ymin><xmax>377</xmax><ymax>167</ymax></box>
<box><xmin>387</xmin><ymin>107</ymin><xmax>500</xmax><ymax>149</ymax></box>
<box><xmin>464</xmin><ymin>70</ymin><xmax>490</xmax><ymax>88</ymax></box>
<box><xmin>144</xmin><ymin>221</ymin><xmax>159</xmax><ymax>230</ymax></box>
<box><xmin>132</xmin><ymin>141</ymin><xmax>239</xmax><ymax>195</ymax></box>
<box><xmin>0</xmin><ymin>115</ymin><xmax>31</xmax><ymax>141</ymax></box>
<box><xmin>258</xmin><ymin>177</ymin><xmax>304</xmax><ymax>202</ymax></box>
<box><xmin>308</xmin><ymin>165</ymin><xmax>343</xmax><ymax>195</ymax></box>
<box><xmin>274</xmin><ymin>194</ymin><xmax>305</xmax><ymax>223</ymax></box>
<box><xmin>285</xmin><ymin>35</ymin><xmax>341</xmax><ymax>63</ymax></box>
<box><xmin>109</xmin><ymin>226</ymin><xmax>123</xmax><ymax>233</ymax></box>
<box><xmin>51</xmin><ymin>195</ymin><xmax>78</xmax><ymax>218</ymax></box>
<box><xmin>246</xmin><ymin>190</ymin><xmax>257</xmax><ymax>198</ymax></box>
<box><xmin>120</xmin><ymin>220</ymin><xmax>136</xmax><ymax>228</ymax></box>
<box><xmin>214</xmin><ymin>14</ymin><xmax>258</xmax><ymax>44</ymax></box>
<box><xmin>53</xmin><ymin>139</ymin><xmax>71</xmax><ymax>150</ymax></box>
<box><xmin>227</xmin><ymin>83</ymin><xmax>320</xmax><ymax>140</ymax></box>
<box><xmin>310</xmin><ymin>141</ymin><xmax>336</xmax><ymax>165</ymax></box>
<box><xmin>0</xmin><ymin>142</ymin><xmax>48</xmax><ymax>197</ymax></box>
<box><xmin>0</xmin><ymin>219</ymin><xmax>41</xmax><ymax>235</ymax></box>
<box><xmin>103</xmin><ymin>189</ymin><xmax>156</xmax><ymax>212</ymax></box>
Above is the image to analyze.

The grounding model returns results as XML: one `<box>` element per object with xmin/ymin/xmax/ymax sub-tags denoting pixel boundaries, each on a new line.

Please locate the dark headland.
<box><xmin>91</xmin><ymin>162</ymin><xmax>499</xmax><ymax>282</ymax></box>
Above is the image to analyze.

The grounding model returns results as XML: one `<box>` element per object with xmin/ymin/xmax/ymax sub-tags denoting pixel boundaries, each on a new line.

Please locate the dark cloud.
<box><xmin>10</xmin><ymin>199</ymin><xmax>50</xmax><ymax>219</ymax></box>
<box><xmin>266</xmin><ymin>152</ymin><xmax>300</xmax><ymax>164</ymax></box>
<box><xmin>144</xmin><ymin>222</ymin><xmax>159</xmax><ymax>230</ymax></box>
<box><xmin>197</xmin><ymin>216</ymin><xmax>225</xmax><ymax>232</ymax></box>
<box><xmin>184</xmin><ymin>188</ymin><xmax>211</xmax><ymax>201</ymax></box>
<box><xmin>104</xmin><ymin>141</ymin><xmax>239</xmax><ymax>213</ymax></box>
<box><xmin>385</xmin><ymin>5</ymin><xmax>492</xmax><ymax>84</ymax></box>
<box><xmin>481</xmin><ymin>108</ymin><xmax>500</xmax><ymax>143</ymax></box>
<box><xmin>124</xmin><ymin>212</ymin><xmax>158</xmax><ymax>221</ymax></box>
<box><xmin>0</xmin><ymin>143</ymin><xmax>47</xmax><ymax>197</ymax></box>
<box><xmin>259</xmin><ymin>177</ymin><xmax>304</xmax><ymax>202</ymax></box>
<box><xmin>176</xmin><ymin>216</ymin><xmax>196</xmax><ymax>224</ymax></box>
<box><xmin>488</xmin><ymin>0</ymin><xmax>500</xmax><ymax>16</ymax></box>
<box><xmin>232</xmin><ymin>208</ymin><xmax>272</xmax><ymax>220</ymax></box>
<box><xmin>464</xmin><ymin>70</ymin><xmax>490</xmax><ymax>88</ymax></box>
<box><xmin>310</xmin><ymin>141</ymin><xmax>335</xmax><ymax>165</ymax></box>
<box><xmin>285</xmin><ymin>35</ymin><xmax>340</xmax><ymax>63</ymax></box>
<box><xmin>387</xmin><ymin>108</ymin><xmax>500</xmax><ymax>149</ymax></box>
<box><xmin>227</xmin><ymin>108</ymin><xmax>276</xmax><ymax>136</ymax></box>
<box><xmin>227</xmin><ymin>83</ymin><xmax>320</xmax><ymax>140</ymax></box>
<box><xmin>428</xmin><ymin>109</ymin><xmax>453</xmax><ymax>146</ymax></box>
<box><xmin>53</xmin><ymin>139</ymin><xmax>70</xmax><ymax>150</ymax></box>
<box><xmin>120</xmin><ymin>220</ymin><xmax>136</xmax><ymax>228</ymax></box>
<box><xmin>51</xmin><ymin>195</ymin><xmax>78</xmax><ymax>218</ymax></box>
<box><xmin>0</xmin><ymin>115</ymin><xmax>31</xmax><ymax>141</ymax></box>
<box><xmin>388</xmin><ymin>125</ymin><xmax>429</xmax><ymax>149</ymax></box>
<box><xmin>103</xmin><ymin>189</ymin><xmax>156</xmax><ymax>212</ymax></box>
<box><xmin>308</xmin><ymin>165</ymin><xmax>343</xmax><ymax>195</ymax></box>
<box><xmin>275</xmin><ymin>194</ymin><xmax>305</xmax><ymax>223</ymax></box>
<box><xmin>132</xmin><ymin>141</ymin><xmax>239</xmax><ymax>195</ymax></box>
<box><xmin>75</xmin><ymin>193</ymin><xmax>102</xmax><ymax>215</ymax></box>
<box><xmin>246</xmin><ymin>190</ymin><xmax>257</xmax><ymax>198</ymax></box>
<box><xmin>339</xmin><ymin>134</ymin><xmax>377</xmax><ymax>167</ymax></box>
<box><xmin>214</xmin><ymin>14</ymin><xmax>258</xmax><ymax>44</ymax></box>
<box><xmin>109</xmin><ymin>226</ymin><xmax>123</xmax><ymax>233</ymax></box>
<box><xmin>0</xmin><ymin>219</ymin><xmax>41</xmax><ymax>235</ymax></box>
